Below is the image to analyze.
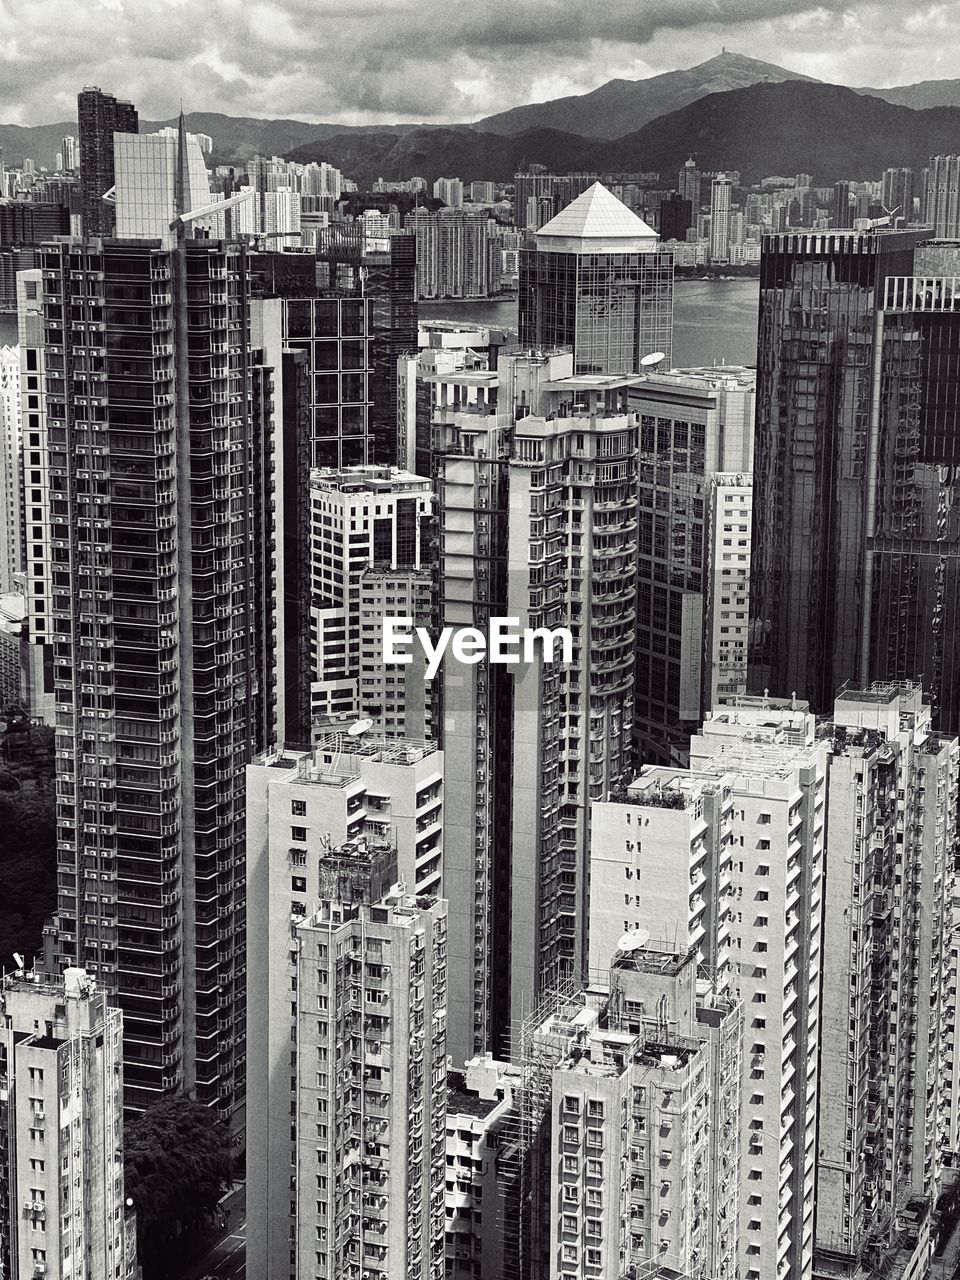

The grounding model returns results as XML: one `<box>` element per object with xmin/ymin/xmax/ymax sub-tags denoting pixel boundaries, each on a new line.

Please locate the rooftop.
<box><xmin>537</xmin><ymin>182</ymin><xmax>658</xmax><ymax>243</ymax></box>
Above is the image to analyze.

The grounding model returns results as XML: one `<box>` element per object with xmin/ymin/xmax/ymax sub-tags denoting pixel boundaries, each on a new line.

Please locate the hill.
<box><xmin>286</xmin><ymin>125</ymin><xmax>602</xmax><ymax>187</ymax></box>
<box><xmin>597</xmin><ymin>81</ymin><xmax>960</xmax><ymax>184</ymax></box>
<box><xmin>855</xmin><ymin>79</ymin><xmax>960</xmax><ymax>111</ymax></box>
<box><xmin>473</xmin><ymin>51</ymin><xmax>819</xmax><ymax>139</ymax></box>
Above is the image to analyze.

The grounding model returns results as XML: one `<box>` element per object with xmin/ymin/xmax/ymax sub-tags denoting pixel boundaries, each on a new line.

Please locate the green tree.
<box><xmin>124</xmin><ymin>1096</ymin><xmax>234</xmax><ymax>1275</ymax></box>
<box><xmin>0</xmin><ymin>787</ymin><xmax>57</xmax><ymax>960</ymax></box>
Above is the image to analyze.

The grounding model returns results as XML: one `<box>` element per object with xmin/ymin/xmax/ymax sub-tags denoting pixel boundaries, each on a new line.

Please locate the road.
<box><xmin>176</xmin><ymin>1182</ymin><xmax>245</xmax><ymax>1280</ymax></box>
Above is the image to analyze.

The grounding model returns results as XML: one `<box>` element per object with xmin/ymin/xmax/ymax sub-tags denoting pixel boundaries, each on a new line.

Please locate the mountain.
<box><xmin>286</xmin><ymin>125</ymin><xmax>601</xmax><ymax>187</ymax></box>
<box><xmin>473</xmin><ymin>51</ymin><xmax>819</xmax><ymax>139</ymax></box>
<box><xmin>596</xmin><ymin>81</ymin><xmax>960</xmax><ymax>184</ymax></box>
<box><xmin>0</xmin><ymin>112</ymin><xmax>426</xmax><ymax>170</ymax></box>
<box><xmin>854</xmin><ymin>79</ymin><xmax>960</xmax><ymax>110</ymax></box>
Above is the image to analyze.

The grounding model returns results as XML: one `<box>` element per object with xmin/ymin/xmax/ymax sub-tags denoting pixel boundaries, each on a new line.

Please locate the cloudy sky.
<box><xmin>0</xmin><ymin>0</ymin><xmax>957</xmax><ymax>126</ymax></box>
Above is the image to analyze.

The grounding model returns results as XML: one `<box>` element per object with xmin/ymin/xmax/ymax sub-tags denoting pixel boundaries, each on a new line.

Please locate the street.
<box><xmin>175</xmin><ymin>1182</ymin><xmax>245</xmax><ymax>1280</ymax></box>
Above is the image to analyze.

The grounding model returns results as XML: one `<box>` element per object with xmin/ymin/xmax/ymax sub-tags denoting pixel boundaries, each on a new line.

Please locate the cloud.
<box><xmin>0</xmin><ymin>0</ymin><xmax>958</xmax><ymax>128</ymax></box>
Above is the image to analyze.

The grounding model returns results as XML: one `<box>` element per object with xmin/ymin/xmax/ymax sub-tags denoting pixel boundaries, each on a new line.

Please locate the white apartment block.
<box><xmin>590</xmin><ymin>697</ymin><xmax>828</xmax><ymax>1280</ymax></box>
<box><xmin>292</xmin><ymin>888</ymin><xmax>447</xmax><ymax>1280</ymax></box>
<box><xmin>246</xmin><ymin>738</ymin><xmax>444</xmax><ymax>1279</ymax></box>
<box><xmin>309</xmin><ymin>466</ymin><xmax>432</xmax><ymax>729</ymax></box>
<box><xmin>0</xmin><ymin>967</ymin><xmax>138</xmax><ymax>1280</ymax></box>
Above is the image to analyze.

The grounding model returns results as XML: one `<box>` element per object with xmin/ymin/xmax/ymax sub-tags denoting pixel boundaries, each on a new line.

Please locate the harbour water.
<box><xmin>420</xmin><ymin>277</ymin><xmax>761</xmax><ymax>369</ymax></box>
<box><xmin>0</xmin><ymin>277</ymin><xmax>761</xmax><ymax>367</ymax></box>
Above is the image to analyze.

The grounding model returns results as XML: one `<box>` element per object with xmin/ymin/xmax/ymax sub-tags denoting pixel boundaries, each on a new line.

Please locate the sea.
<box><xmin>0</xmin><ymin>277</ymin><xmax>761</xmax><ymax>368</ymax></box>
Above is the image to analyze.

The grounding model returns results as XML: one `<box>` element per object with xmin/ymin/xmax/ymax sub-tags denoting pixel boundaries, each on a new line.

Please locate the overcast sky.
<box><xmin>1</xmin><ymin>0</ymin><xmax>958</xmax><ymax>126</ymax></box>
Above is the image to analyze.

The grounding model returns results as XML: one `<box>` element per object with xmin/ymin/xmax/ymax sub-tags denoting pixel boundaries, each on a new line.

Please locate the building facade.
<box><xmin>518</xmin><ymin>182</ymin><xmax>674</xmax><ymax>373</ymax></box>
<box><xmin>77</xmin><ymin>86</ymin><xmax>139</xmax><ymax>237</ymax></box>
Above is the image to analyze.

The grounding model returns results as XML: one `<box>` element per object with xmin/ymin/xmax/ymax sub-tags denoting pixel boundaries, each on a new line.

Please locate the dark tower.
<box><xmin>78</xmin><ymin>85</ymin><xmax>138</xmax><ymax>236</ymax></box>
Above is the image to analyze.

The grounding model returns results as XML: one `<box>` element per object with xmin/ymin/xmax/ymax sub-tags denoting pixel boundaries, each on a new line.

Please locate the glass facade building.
<box><xmin>747</xmin><ymin>229</ymin><xmax>960</xmax><ymax>734</ymax></box>
<box><xmin>518</xmin><ymin>182</ymin><xmax>674</xmax><ymax>373</ymax></box>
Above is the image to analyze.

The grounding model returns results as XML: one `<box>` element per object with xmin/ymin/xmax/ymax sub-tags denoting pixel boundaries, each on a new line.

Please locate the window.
<box><xmin>292</xmin><ymin>799</ymin><xmax>306</xmax><ymax>817</ymax></box>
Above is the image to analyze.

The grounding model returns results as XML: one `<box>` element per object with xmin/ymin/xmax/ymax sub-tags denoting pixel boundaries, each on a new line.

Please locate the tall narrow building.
<box><xmin>435</xmin><ymin>349</ymin><xmax>640</xmax><ymax>1063</ymax></box>
<box><xmin>748</xmin><ymin>228</ymin><xmax>935</xmax><ymax>719</ymax></box>
<box><xmin>0</xmin><ymin>966</ymin><xmax>139</xmax><ymax>1280</ymax></box>
<box><xmin>77</xmin><ymin>85</ymin><xmax>139</xmax><ymax>236</ymax></box>
<box><xmin>518</xmin><ymin>182</ymin><xmax>674</xmax><ymax>372</ymax></box>
<box><xmin>922</xmin><ymin>156</ymin><xmax>960</xmax><ymax>238</ymax></box>
<box><xmin>30</xmin><ymin>222</ymin><xmax>274</xmax><ymax>1129</ymax></box>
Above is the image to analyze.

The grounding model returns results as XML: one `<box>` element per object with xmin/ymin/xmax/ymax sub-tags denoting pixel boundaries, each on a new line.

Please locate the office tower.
<box><xmin>29</xmin><ymin>234</ymin><xmax>274</xmax><ymax>1125</ymax></box>
<box><xmin>77</xmin><ymin>86</ymin><xmax>138</xmax><ymax>236</ymax></box>
<box><xmin>751</xmin><ymin>235</ymin><xmax>960</xmax><ymax>734</ymax></box>
<box><xmin>245</xmin><ymin>767</ymin><xmax>446</xmax><ymax>1280</ymax></box>
<box><xmin>631</xmin><ymin>366</ymin><xmax>755</xmax><ymax>764</ymax></box>
<box><xmin>433</xmin><ymin>177</ymin><xmax>464</xmax><ymax>208</ymax></box>
<box><xmin>308</xmin><ymin>464</ymin><xmax>433</xmax><ymax>730</ymax></box>
<box><xmin>0</xmin><ymin>344</ymin><xmax>20</xmax><ymax>595</ymax></box>
<box><xmin>0</xmin><ymin>966</ymin><xmax>139</xmax><ymax>1280</ymax></box>
<box><xmin>659</xmin><ymin>192</ymin><xmax>692</xmax><ymax>242</ymax></box>
<box><xmin>923</xmin><ymin>156</ymin><xmax>960</xmax><ymax>238</ymax></box>
<box><xmin>406</xmin><ymin>209</ymin><xmax>493</xmax><ymax>300</ymax></box>
<box><xmin>679</xmin><ymin>158</ymin><xmax>701</xmax><ymax>209</ymax></box>
<box><xmin>881</xmin><ymin>167</ymin><xmax>914</xmax><ymax>221</ymax></box>
<box><xmin>434</xmin><ymin>349</ymin><xmax>639</xmax><ymax>1063</ymax></box>
<box><xmin>814</xmin><ymin>685</ymin><xmax>956</xmax><ymax>1275</ymax></box>
<box><xmin>469</xmin><ymin>180</ymin><xmax>496</xmax><ymax>204</ymax></box>
<box><xmin>518</xmin><ymin>182</ymin><xmax>674</xmax><ymax>373</ymax></box>
<box><xmin>589</xmin><ymin>699</ymin><xmax>828</xmax><ymax>1280</ymax></box>
<box><xmin>319</xmin><ymin>224</ymin><xmax>419</xmax><ymax>465</ymax></box>
<box><xmin>113</xmin><ymin>128</ymin><xmax>228</xmax><ymax>243</ymax></box>
<box><xmin>709</xmin><ymin>175</ymin><xmax>733</xmax><ymax>262</ymax></box>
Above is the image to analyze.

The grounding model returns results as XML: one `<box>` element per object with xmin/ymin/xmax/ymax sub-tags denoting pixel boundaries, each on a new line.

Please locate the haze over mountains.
<box><xmin>4</xmin><ymin>52</ymin><xmax>960</xmax><ymax>186</ymax></box>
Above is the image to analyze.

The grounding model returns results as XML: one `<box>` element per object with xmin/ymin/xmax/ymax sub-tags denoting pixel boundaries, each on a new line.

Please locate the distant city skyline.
<box><xmin>0</xmin><ymin>0</ymin><xmax>958</xmax><ymax>128</ymax></box>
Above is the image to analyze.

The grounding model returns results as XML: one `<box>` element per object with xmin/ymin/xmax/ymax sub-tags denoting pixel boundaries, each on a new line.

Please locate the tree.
<box><xmin>0</xmin><ymin>787</ymin><xmax>56</xmax><ymax>960</ymax></box>
<box><xmin>124</xmin><ymin>1096</ymin><xmax>234</xmax><ymax>1276</ymax></box>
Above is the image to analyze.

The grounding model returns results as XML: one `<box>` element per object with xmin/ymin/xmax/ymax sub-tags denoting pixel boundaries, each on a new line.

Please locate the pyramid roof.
<box><xmin>535</xmin><ymin>182</ymin><xmax>659</xmax><ymax>250</ymax></box>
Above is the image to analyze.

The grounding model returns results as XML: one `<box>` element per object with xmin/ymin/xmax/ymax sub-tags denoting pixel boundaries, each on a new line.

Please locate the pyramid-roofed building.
<box><xmin>535</xmin><ymin>181</ymin><xmax>660</xmax><ymax>254</ymax></box>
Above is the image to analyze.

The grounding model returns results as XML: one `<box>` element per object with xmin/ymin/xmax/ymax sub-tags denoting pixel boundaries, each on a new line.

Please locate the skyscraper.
<box><xmin>922</xmin><ymin>155</ymin><xmax>960</xmax><ymax>238</ymax></box>
<box><xmin>406</xmin><ymin>209</ymin><xmax>494</xmax><ymax>300</ymax></box>
<box><xmin>518</xmin><ymin>182</ymin><xmax>673</xmax><ymax>373</ymax></box>
<box><xmin>77</xmin><ymin>85</ymin><xmax>139</xmax><ymax>236</ymax></box>
<box><xmin>435</xmin><ymin>349</ymin><xmax>640</xmax><ymax>1062</ymax></box>
<box><xmin>678</xmin><ymin>158</ymin><xmax>701</xmax><ymax>210</ymax></box>
<box><xmin>748</xmin><ymin>228</ymin><xmax>935</xmax><ymax>718</ymax></box>
<box><xmin>631</xmin><ymin>366</ymin><xmax>755</xmax><ymax>764</ymax></box>
<box><xmin>0</xmin><ymin>966</ymin><xmax>138</xmax><ymax>1280</ymax></box>
<box><xmin>30</xmin><ymin>231</ymin><xmax>274</xmax><ymax>1128</ymax></box>
<box><xmin>245</xmin><ymin>747</ymin><xmax>446</xmax><ymax>1279</ymax></box>
<box><xmin>709</xmin><ymin>175</ymin><xmax>733</xmax><ymax>262</ymax></box>
<box><xmin>881</xmin><ymin>167</ymin><xmax>914</xmax><ymax>221</ymax></box>
<box><xmin>0</xmin><ymin>344</ymin><xmax>21</xmax><ymax>595</ymax></box>
<box><xmin>815</xmin><ymin>684</ymin><xmax>956</xmax><ymax>1275</ymax></box>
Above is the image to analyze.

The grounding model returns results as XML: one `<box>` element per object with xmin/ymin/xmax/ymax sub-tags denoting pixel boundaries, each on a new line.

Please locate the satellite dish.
<box><xmin>640</xmin><ymin>351</ymin><xmax>666</xmax><ymax>368</ymax></box>
<box><xmin>616</xmin><ymin>927</ymin><xmax>650</xmax><ymax>953</ymax></box>
<box><xmin>347</xmin><ymin>718</ymin><xmax>374</xmax><ymax>737</ymax></box>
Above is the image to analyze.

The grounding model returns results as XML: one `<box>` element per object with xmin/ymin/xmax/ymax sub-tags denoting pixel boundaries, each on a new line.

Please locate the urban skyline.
<box><xmin>2</xmin><ymin>31</ymin><xmax>960</xmax><ymax>1280</ymax></box>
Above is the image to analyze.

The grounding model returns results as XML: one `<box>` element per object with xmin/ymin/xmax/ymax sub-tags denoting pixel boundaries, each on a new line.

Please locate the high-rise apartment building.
<box><xmin>406</xmin><ymin>210</ymin><xmax>493</xmax><ymax>300</ymax></box>
<box><xmin>709</xmin><ymin>176</ymin><xmax>733</xmax><ymax>262</ymax></box>
<box><xmin>308</xmin><ymin>464</ymin><xmax>433</xmax><ymax>729</ymax></box>
<box><xmin>631</xmin><ymin>366</ymin><xmax>755</xmax><ymax>764</ymax></box>
<box><xmin>814</xmin><ymin>684</ymin><xmax>956</xmax><ymax>1278</ymax></box>
<box><xmin>30</xmin><ymin>233</ymin><xmax>274</xmax><ymax>1127</ymax></box>
<box><xmin>433</xmin><ymin>177</ymin><xmax>464</xmax><ymax>208</ymax></box>
<box><xmin>922</xmin><ymin>155</ymin><xmax>960</xmax><ymax>238</ymax></box>
<box><xmin>881</xmin><ymin>167</ymin><xmax>914</xmax><ymax>221</ymax></box>
<box><xmin>590</xmin><ymin>697</ymin><xmax>828</xmax><ymax>1280</ymax></box>
<box><xmin>434</xmin><ymin>349</ymin><xmax>640</xmax><ymax>1062</ymax></box>
<box><xmin>512</xmin><ymin>172</ymin><xmax>598</xmax><ymax>231</ymax></box>
<box><xmin>749</xmin><ymin>229</ymin><xmax>941</xmax><ymax>719</ymax></box>
<box><xmin>0</xmin><ymin>345</ymin><xmax>21</xmax><ymax>595</ymax></box>
<box><xmin>0</xmin><ymin>966</ymin><xmax>138</xmax><ymax>1280</ymax></box>
<box><xmin>245</xmin><ymin>760</ymin><xmax>446</xmax><ymax>1280</ymax></box>
<box><xmin>77</xmin><ymin>86</ymin><xmax>139</xmax><ymax>236</ymax></box>
<box><xmin>60</xmin><ymin>135</ymin><xmax>78</xmax><ymax>172</ymax></box>
<box><xmin>518</xmin><ymin>182</ymin><xmax>674</xmax><ymax>373</ymax></box>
